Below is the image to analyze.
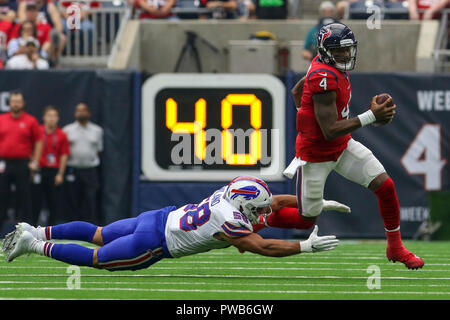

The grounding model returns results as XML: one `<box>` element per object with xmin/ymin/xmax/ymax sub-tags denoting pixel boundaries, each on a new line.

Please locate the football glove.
<box><xmin>300</xmin><ymin>225</ymin><xmax>339</xmax><ymax>253</ymax></box>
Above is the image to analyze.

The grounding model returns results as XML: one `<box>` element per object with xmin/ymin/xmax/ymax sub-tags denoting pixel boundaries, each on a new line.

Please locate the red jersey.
<box><xmin>9</xmin><ymin>22</ymin><xmax>51</xmax><ymax>45</ymax></box>
<box><xmin>0</xmin><ymin>112</ymin><xmax>42</xmax><ymax>159</ymax></box>
<box><xmin>416</xmin><ymin>0</ymin><xmax>450</xmax><ymax>19</ymax></box>
<box><xmin>296</xmin><ymin>56</ymin><xmax>352</xmax><ymax>162</ymax></box>
<box><xmin>39</xmin><ymin>126</ymin><xmax>70</xmax><ymax>168</ymax></box>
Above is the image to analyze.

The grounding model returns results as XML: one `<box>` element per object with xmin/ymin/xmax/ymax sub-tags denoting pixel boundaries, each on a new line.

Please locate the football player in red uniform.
<box><xmin>255</xmin><ymin>22</ymin><xmax>424</xmax><ymax>269</ymax></box>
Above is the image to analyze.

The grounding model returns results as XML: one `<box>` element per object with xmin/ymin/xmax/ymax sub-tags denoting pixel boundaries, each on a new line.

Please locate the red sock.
<box><xmin>374</xmin><ymin>177</ymin><xmax>402</xmax><ymax>247</ymax></box>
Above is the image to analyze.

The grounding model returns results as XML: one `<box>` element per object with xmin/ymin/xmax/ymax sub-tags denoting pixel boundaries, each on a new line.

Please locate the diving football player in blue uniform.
<box><xmin>2</xmin><ymin>176</ymin><xmax>339</xmax><ymax>271</ymax></box>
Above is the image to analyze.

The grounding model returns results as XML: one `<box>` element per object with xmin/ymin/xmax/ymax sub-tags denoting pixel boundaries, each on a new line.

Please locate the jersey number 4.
<box><xmin>319</xmin><ymin>77</ymin><xmax>327</xmax><ymax>91</ymax></box>
<box><xmin>180</xmin><ymin>201</ymin><xmax>211</xmax><ymax>231</ymax></box>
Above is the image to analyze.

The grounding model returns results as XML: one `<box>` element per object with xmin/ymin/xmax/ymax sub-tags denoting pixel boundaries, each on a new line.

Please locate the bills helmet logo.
<box><xmin>230</xmin><ymin>186</ymin><xmax>260</xmax><ymax>200</ymax></box>
<box><xmin>319</xmin><ymin>28</ymin><xmax>332</xmax><ymax>47</ymax></box>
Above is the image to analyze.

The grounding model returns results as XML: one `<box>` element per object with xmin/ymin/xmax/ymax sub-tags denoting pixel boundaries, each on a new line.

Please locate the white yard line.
<box><xmin>2</xmin><ymin>273</ymin><xmax>450</xmax><ymax>280</ymax></box>
<box><xmin>0</xmin><ymin>287</ymin><xmax>449</xmax><ymax>295</ymax></box>
<box><xmin>18</xmin><ymin>259</ymin><xmax>450</xmax><ymax>266</ymax></box>
<box><xmin>1</xmin><ymin>280</ymin><xmax>450</xmax><ymax>288</ymax></box>
<box><xmin>162</xmin><ymin>260</ymin><xmax>450</xmax><ymax>266</ymax></box>
<box><xmin>1</xmin><ymin>265</ymin><xmax>449</xmax><ymax>272</ymax></box>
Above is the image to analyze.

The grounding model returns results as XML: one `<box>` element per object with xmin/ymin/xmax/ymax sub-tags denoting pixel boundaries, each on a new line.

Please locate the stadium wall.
<box><xmin>110</xmin><ymin>20</ymin><xmax>437</xmax><ymax>73</ymax></box>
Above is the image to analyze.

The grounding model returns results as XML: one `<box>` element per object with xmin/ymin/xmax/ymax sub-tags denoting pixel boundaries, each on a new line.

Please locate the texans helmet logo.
<box><xmin>320</xmin><ymin>28</ymin><xmax>332</xmax><ymax>47</ymax></box>
<box><xmin>230</xmin><ymin>186</ymin><xmax>260</xmax><ymax>200</ymax></box>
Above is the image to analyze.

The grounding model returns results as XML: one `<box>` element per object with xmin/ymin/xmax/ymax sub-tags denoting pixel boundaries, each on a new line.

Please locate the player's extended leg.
<box><xmin>3</xmin><ymin>228</ymin><xmax>159</xmax><ymax>271</ymax></box>
<box><xmin>1</xmin><ymin>220</ymin><xmax>131</xmax><ymax>266</ymax></box>
<box><xmin>3</xmin><ymin>207</ymin><xmax>174</xmax><ymax>270</ymax></box>
<box><xmin>94</xmin><ymin>232</ymin><xmax>165</xmax><ymax>271</ymax></box>
<box><xmin>334</xmin><ymin>139</ymin><xmax>424</xmax><ymax>269</ymax></box>
<box><xmin>297</xmin><ymin>162</ymin><xmax>335</xmax><ymax>221</ymax></box>
<box><xmin>252</xmin><ymin>207</ymin><xmax>316</xmax><ymax>233</ymax></box>
<box><xmin>95</xmin><ymin>208</ymin><xmax>174</xmax><ymax>271</ymax></box>
<box><xmin>2</xmin><ymin>221</ymin><xmax>100</xmax><ymax>252</ymax></box>
<box><xmin>10</xmin><ymin>215</ymin><xmax>140</xmax><ymax>247</ymax></box>
<box><xmin>3</xmin><ymin>227</ymin><xmax>96</xmax><ymax>267</ymax></box>
<box><xmin>369</xmin><ymin>174</ymin><xmax>424</xmax><ymax>269</ymax></box>
<box><xmin>252</xmin><ymin>161</ymin><xmax>350</xmax><ymax>233</ymax></box>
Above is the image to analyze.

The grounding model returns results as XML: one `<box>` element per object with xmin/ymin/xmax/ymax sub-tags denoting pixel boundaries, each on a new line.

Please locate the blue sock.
<box><xmin>50</xmin><ymin>222</ymin><xmax>98</xmax><ymax>243</ymax></box>
<box><xmin>48</xmin><ymin>243</ymin><xmax>94</xmax><ymax>267</ymax></box>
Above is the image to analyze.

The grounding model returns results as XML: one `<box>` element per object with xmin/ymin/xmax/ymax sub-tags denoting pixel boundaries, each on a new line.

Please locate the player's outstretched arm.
<box><xmin>271</xmin><ymin>194</ymin><xmax>298</xmax><ymax>211</ymax></box>
<box><xmin>272</xmin><ymin>195</ymin><xmax>351</xmax><ymax>213</ymax></box>
<box><xmin>216</xmin><ymin>225</ymin><xmax>339</xmax><ymax>257</ymax></box>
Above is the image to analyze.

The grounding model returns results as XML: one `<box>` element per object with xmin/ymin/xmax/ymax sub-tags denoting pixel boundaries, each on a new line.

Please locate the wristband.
<box><xmin>299</xmin><ymin>240</ymin><xmax>311</xmax><ymax>253</ymax></box>
<box><xmin>357</xmin><ymin>110</ymin><xmax>376</xmax><ymax>127</ymax></box>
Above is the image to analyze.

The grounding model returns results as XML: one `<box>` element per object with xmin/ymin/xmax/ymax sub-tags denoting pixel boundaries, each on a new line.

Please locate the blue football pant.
<box><xmin>46</xmin><ymin>207</ymin><xmax>174</xmax><ymax>271</ymax></box>
<box><xmin>96</xmin><ymin>207</ymin><xmax>174</xmax><ymax>271</ymax></box>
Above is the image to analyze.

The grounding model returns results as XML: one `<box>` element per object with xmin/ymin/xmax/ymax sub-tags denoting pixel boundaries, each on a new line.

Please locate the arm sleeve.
<box><xmin>221</xmin><ymin>221</ymin><xmax>252</xmax><ymax>238</ymax></box>
<box><xmin>307</xmin><ymin>68</ymin><xmax>339</xmax><ymax>94</ymax></box>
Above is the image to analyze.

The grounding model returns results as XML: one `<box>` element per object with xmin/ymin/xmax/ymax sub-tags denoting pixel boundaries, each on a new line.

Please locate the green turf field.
<box><xmin>0</xmin><ymin>239</ymin><xmax>449</xmax><ymax>300</ymax></box>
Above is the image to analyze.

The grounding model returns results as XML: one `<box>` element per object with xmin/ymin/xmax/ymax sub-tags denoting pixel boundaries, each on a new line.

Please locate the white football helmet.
<box><xmin>224</xmin><ymin>176</ymin><xmax>273</xmax><ymax>224</ymax></box>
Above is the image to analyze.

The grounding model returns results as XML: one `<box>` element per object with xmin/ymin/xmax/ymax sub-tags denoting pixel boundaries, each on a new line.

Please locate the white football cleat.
<box><xmin>17</xmin><ymin>222</ymin><xmax>47</xmax><ymax>240</ymax></box>
<box><xmin>2</xmin><ymin>222</ymin><xmax>37</xmax><ymax>253</ymax></box>
<box><xmin>322</xmin><ymin>200</ymin><xmax>351</xmax><ymax>213</ymax></box>
<box><xmin>4</xmin><ymin>230</ymin><xmax>34</xmax><ymax>262</ymax></box>
<box><xmin>2</xmin><ymin>231</ymin><xmax>14</xmax><ymax>253</ymax></box>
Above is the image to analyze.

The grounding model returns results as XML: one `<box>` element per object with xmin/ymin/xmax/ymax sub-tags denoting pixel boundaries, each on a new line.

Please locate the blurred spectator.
<box><xmin>302</xmin><ymin>1</ymin><xmax>338</xmax><ymax>61</ymax></box>
<box><xmin>14</xmin><ymin>1</ymin><xmax>65</xmax><ymax>67</ymax></box>
<box><xmin>336</xmin><ymin>0</ymin><xmax>357</xmax><ymax>19</ymax></box>
<box><xmin>7</xmin><ymin>20</ymin><xmax>46</xmax><ymax>58</ymax></box>
<box><xmin>337</xmin><ymin>0</ymin><xmax>385</xmax><ymax>19</ymax></box>
<box><xmin>5</xmin><ymin>36</ymin><xmax>49</xmax><ymax>69</ymax></box>
<box><xmin>237</xmin><ymin>0</ymin><xmax>256</xmax><ymax>19</ymax></box>
<box><xmin>384</xmin><ymin>0</ymin><xmax>409</xmax><ymax>20</ymax></box>
<box><xmin>408</xmin><ymin>0</ymin><xmax>450</xmax><ymax>19</ymax></box>
<box><xmin>31</xmin><ymin>106</ymin><xmax>69</xmax><ymax>225</ymax></box>
<box><xmin>171</xmin><ymin>0</ymin><xmax>203</xmax><ymax>19</ymax></box>
<box><xmin>63</xmin><ymin>103</ymin><xmax>103</xmax><ymax>224</ymax></box>
<box><xmin>59</xmin><ymin>1</ymin><xmax>94</xmax><ymax>55</ymax></box>
<box><xmin>254</xmin><ymin>0</ymin><xmax>287</xmax><ymax>19</ymax></box>
<box><xmin>0</xmin><ymin>0</ymin><xmax>17</xmax><ymax>60</ymax></box>
<box><xmin>136</xmin><ymin>0</ymin><xmax>176</xmax><ymax>19</ymax></box>
<box><xmin>200</xmin><ymin>0</ymin><xmax>238</xmax><ymax>19</ymax></box>
<box><xmin>0</xmin><ymin>91</ymin><xmax>42</xmax><ymax>230</ymax></box>
<box><xmin>18</xmin><ymin>0</ymin><xmax>63</xmax><ymax>32</ymax></box>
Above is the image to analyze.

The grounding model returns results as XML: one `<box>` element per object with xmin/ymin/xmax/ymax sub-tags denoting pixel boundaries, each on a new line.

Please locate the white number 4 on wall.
<box><xmin>401</xmin><ymin>124</ymin><xmax>447</xmax><ymax>191</ymax></box>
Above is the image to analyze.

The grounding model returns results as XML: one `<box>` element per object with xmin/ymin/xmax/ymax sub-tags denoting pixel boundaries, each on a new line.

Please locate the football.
<box><xmin>372</xmin><ymin>93</ymin><xmax>394</xmax><ymax>127</ymax></box>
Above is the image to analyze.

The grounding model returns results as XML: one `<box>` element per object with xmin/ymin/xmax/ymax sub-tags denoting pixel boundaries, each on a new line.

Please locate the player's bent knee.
<box><xmin>301</xmin><ymin>200</ymin><xmax>323</xmax><ymax>218</ymax></box>
<box><xmin>305</xmin><ymin>179</ymin><xmax>324</xmax><ymax>199</ymax></box>
<box><xmin>363</xmin><ymin>159</ymin><xmax>386</xmax><ymax>183</ymax></box>
<box><xmin>369</xmin><ymin>173</ymin><xmax>392</xmax><ymax>192</ymax></box>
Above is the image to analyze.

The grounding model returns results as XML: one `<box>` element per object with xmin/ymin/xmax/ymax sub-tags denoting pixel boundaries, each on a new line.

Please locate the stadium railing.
<box><xmin>59</xmin><ymin>0</ymin><xmax>130</xmax><ymax>67</ymax></box>
<box><xmin>433</xmin><ymin>9</ymin><xmax>450</xmax><ymax>72</ymax></box>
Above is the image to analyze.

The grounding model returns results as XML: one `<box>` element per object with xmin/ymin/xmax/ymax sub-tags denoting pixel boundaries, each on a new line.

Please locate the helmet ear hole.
<box><xmin>224</xmin><ymin>176</ymin><xmax>273</xmax><ymax>224</ymax></box>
